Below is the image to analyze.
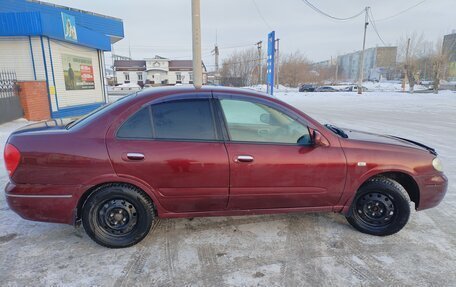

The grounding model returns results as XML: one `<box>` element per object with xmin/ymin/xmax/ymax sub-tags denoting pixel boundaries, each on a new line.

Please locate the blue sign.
<box><xmin>61</xmin><ymin>12</ymin><xmax>77</xmax><ymax>42</ymax></box>
<box><xmin>266</xmin><ymin>31</ymin><xmax>275</xmax><ymax>95</ymax></box>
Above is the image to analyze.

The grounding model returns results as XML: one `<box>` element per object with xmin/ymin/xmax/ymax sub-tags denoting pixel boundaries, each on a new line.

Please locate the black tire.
<box><xmin>345</xmin><ymin>177</ymin><xmax>410</xmax><ymax>236</ymax></box>
<box><xmin>82</xmin><ymin>183</ymin><xmax>155</xmax><ymax>248</ymax></box>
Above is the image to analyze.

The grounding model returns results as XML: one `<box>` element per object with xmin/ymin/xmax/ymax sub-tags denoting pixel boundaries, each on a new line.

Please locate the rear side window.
<box><xmin>151</xmin><ymin>99</ymin><xmax>217</xmax><ymax>140</ymax></box>
<box><xmin>117</xmin><ymin>107</ymin><xmax>153</xmax><ymax>139</ymax></box>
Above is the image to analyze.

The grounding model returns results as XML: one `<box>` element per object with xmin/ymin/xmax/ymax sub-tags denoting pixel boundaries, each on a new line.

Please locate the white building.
<box><xmin>114</xmin><ymin>56</ymin><xmax>207</xmax><ymax>86</ymax></box>
<box><xmin>145</xmin><ymin>56</ymin><xmax>208</xmax><ymax>85</ymax></box>
<box><xmin>113</xmin><ymin>60</ymin><xmax>146</xmax><ymax>86</ymax></box>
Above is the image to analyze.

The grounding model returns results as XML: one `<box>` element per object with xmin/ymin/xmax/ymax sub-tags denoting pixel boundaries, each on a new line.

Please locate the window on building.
<box><xmin>189</xmin><ymin>72</ymin><xmax>193</xmax><ymax>83</ymax></box>
<box><xmin>176</xmin><ymin>72</ymin><xmax>182</xmax><ymax>83</ymax></box>
<box><xmin>124</xmin><ymin>72</ymin><xmax>130</xmax><ymax>83</ymax></box>
<box><xmin>137</xmin><ymin>73</ymin><xmax>143</xmax><ymax>81</ymax></box>
<box><xmin>151</xmin><ymin>99</ymin><xmax>217</xmax><ymax>141</ymax></box>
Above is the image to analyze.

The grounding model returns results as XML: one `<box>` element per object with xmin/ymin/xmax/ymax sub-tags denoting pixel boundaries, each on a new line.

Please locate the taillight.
<box><xmin>4</xmin><ymin>143</ymin><xmax>21</xmax><ymax>177</ymax></box>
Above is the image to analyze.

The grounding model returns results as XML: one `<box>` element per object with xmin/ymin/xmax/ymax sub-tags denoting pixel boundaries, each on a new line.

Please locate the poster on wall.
<box><xmin>61</xmin><ymin>13</ymin><xmax>78</xmax><ymax>42</ymax></box>
<box><xmin>62</xmin><ymin>54</ymin><xmax>95</xmax><ymax>90</ymax></box>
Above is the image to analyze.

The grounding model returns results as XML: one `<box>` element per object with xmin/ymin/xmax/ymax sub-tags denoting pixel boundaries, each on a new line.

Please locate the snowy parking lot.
<box><xmin>1</xmin><ymin>91</ymin><xmax>455</xmax><ymax>286</ymax></box>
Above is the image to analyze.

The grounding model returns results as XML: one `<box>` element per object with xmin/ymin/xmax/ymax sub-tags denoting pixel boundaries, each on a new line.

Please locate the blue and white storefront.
<box><xmin>0</xmin><ymin>0</ymin><xmax>124</xmax><ymax>118</ymax></box>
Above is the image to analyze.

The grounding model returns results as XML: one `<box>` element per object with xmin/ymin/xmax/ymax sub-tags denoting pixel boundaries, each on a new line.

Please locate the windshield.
<box><xmin>66</xmin><ymin>93</ymin><xmax>137</xmax><ymax>129</ymax></box>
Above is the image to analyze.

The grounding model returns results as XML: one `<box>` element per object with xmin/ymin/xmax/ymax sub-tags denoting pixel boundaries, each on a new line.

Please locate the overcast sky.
<box><xmin>47</xmin><ymin>0</ymin><xmax>455</xmax><ymax>70</ymax></box>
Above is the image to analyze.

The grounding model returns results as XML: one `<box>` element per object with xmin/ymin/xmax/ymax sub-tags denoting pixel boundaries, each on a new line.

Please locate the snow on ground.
<box><xmin>247</xmin><ymin>81</ymin><xmax>431</xmax><ymax>92</ymax></box>
<box><xmin>361</xmin><ymin>81</ymin><xmax>428</xmax><ymax>92</ymax></box>
<box><xmin>1</xmin><ymin>91</ymin><xmax>455</xmax><ymax>286</ymax></box>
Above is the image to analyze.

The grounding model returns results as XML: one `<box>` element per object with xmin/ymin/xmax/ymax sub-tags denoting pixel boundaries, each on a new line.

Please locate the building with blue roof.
<box><xmin>0</xmin><ymin>0</ymin><xmax>124</xmax><ymax>118</ymax></box>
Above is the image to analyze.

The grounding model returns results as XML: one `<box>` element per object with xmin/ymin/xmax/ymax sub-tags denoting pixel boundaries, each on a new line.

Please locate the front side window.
<box><xmin>220</xmin><ymin>99</ymin><xmax>310</xmax><ymax>144</ymax></box>
<box><xmin>151</xmin><ymin>99</ymin><xmax>217</xmax><ymax>140</ymax></box>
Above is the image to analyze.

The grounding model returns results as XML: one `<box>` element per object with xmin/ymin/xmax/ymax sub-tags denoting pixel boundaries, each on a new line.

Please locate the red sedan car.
<box><xmin>4</xmin><ymin>87</ymin><xmax>447</xmax><ymax>248</ymax></box>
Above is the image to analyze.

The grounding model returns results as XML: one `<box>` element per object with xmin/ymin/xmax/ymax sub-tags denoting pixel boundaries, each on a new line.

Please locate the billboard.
<box><xmin>266</xmin><ymin>31</ymin><xmax>275</xmax><ymax>95</ymax></box>
<box><xmin>61</xmin><ymin>13</ymin><xmax>78</xmax><ymax>42</ymax></box>
<box><xmin>62</xmin><ymin>54</ymin><xmax>95</xmax><ymax>90</ymax></box>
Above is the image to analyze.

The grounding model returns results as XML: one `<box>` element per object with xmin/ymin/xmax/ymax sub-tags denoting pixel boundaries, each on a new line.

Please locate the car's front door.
<box><xmin>106</xmin><ymin>94</ymin><xmax>229</xmax><ymax>213</ymax></box>
<box><xmin>215</xmin><ymin>94</ymin><xmax>346</xmax><ymax>210</ymax></box>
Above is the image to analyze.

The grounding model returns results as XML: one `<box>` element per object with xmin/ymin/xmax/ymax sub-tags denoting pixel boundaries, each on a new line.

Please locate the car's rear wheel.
<box><xmin>345</xmin><ymin>177</ymin><xmax>410</xmax><ymax>236</ymax></box>
<box><xmin>82</xmin><ymin>183</ymin><xmax>155</xmax><ymax>248</ymax></box>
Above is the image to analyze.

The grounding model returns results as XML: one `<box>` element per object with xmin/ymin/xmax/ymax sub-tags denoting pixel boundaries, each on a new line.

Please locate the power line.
<box><xmin>299</xmin><ymin>0</ymin><xmax>365</xmax><ymax>21</ymax></box>
<box><xmin>207</xmin><ymin>57</ymin><xmax>268</xmax><ymax>67</ymax></box>
<box><xmin>218</xmin><ymin>43</ymin><xmax>257</xmax><ymax>50</ymax></box>
<box><xmin>368</xmin><ymin>9</ymin><xmax>387</xmax><ymax>46</ymax></box>
<box><xmin>251</xmin><ymin>0</ymin><xmax>272</xmax><ymax>30</ymax></box>
<box><xmin>376</xmin><ymin>0</ymin><xmax>427</xmax><ymax>22</ymax></box>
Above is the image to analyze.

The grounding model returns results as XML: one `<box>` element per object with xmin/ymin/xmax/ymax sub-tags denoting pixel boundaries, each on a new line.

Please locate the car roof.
<box><xmin>134</xmin><ymin>85</ymin><xmax>271</xmax><ymax>100</ymax></box>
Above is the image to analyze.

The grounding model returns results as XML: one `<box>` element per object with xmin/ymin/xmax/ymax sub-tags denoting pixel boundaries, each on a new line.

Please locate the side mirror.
<box><xmin>313</xmin><ymin>130</ymin><xmax>330</xmax><ymax>147</ymax></box>
<box><xmin>260</xmin><ymin>113</ymin><xmax>271</xmax><ymax>124</ymax></box>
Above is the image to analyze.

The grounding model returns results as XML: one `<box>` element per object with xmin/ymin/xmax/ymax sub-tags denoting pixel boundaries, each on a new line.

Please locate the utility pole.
<box><xmin>256</xmin><ymin>41</ymin><xmax>262</xmax><ymax>85</ymax></box>
<box><xmin>128</xmin><ymin>40</ymin><xmax>132</xmax><ymax>59</ymax></box>
<box><xmin>275</xmin><ymin>38</ymin><xmax>280</xmax><ymax>89</ymax></box>
<box><xmin>212</xmin><ymin>44</ymin><xmax>219</xmax><ymax>73</ymax></box>
<box><xmin>357</xmin><ymin>6</ymin><xmax>369</xmax><ymax>95</ymax></box>
<box><xmin>334</xmin><ymin>56</ymin><xmax>339</xmax><ymax>84</ymax></box>
<box><xmin>214</xmin><ymin>30</ymin><xmax>219</xmax><ymax>73</ymax></box>
<box><xmin>192</xmin><ymin>0</ymin><xmax>203</xmax><ymax>89</ymax></box>
<box><xmin>402</xmin><ymin>38</ymin><xmax>411</xmax><ymax>92</ymax></box>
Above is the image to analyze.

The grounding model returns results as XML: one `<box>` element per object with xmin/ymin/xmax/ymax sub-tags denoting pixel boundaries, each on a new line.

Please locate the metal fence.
<box><xmin>0</xmin><ymin>70</ymin><xmax>23</xmax><ymax>124</ymax></box>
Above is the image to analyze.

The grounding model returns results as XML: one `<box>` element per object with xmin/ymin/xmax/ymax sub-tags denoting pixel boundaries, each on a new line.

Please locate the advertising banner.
<box><xmin>61</xmin><ymin>13</ymin><xmax>78</xmax><ymax>42</ymax></box>
<box><xmin>62</xmin><ymin>54</ymin><xmax>95</xmax><ymax>90</ymax></box>
<box><xmin>266</xmin><ymin>31</ymin><xmax>275</xmax><ymax>95</ymax></box>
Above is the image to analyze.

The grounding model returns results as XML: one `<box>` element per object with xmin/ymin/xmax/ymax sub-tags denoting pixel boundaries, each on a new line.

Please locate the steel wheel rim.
<box><xmin>97</xmin><ymin>199</ymin><xmax>138</xmax><ymax>236</ymax></box>
<box><xmin>354</xmin><ymin>192</ymin><xmax>396</xmax><ymax>227</ymax></box>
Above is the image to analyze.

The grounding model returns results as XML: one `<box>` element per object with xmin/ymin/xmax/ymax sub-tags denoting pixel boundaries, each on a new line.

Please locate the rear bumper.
<box><xmin>416</xmin><ymin>173</ymin><xmax>448</xmax><ymax>210</ymax></box>
<box><xmin>5</xmin><ymin>182</ymin><xmax>80</xmax><ymax>225</ymax></box>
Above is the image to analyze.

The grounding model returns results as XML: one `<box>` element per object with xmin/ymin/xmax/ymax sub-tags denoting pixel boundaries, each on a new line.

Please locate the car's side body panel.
<box><xmin>224</xmin><ymin>142</ymin><xmax>347</xmax><ymax>209</ymax></box>
<box><xmin>107</xmin><ymin>139</ymin><xmax>230</xmax><ymax>212</ymax></box>
<box><xmin>337</xmin><ymin>137</ymin><xmax>446</xmax><ymax>213</ymax></box>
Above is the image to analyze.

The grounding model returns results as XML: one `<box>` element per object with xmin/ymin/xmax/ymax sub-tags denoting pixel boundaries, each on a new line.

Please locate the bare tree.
<box><xmin>430</xmin><ymin>39</ymin><xmax>449</xmax><ymax>94</ymax></box>
<box><xmin>220</xmin><ymin>48</ymin><xmax>259</xmax><ymax>87</ymax></box>
<box><xmin>398</xmin><ymin>33</ymin><xmax>433</xmax><ymax>93</ymax></box>
<box><xmin>278</xmin><ymin>51</ymin><xmax>312</xmax><ymax>87</ymax></box>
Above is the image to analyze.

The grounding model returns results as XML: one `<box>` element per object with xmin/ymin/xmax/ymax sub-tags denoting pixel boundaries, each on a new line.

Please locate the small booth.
<box><xmin>0</xmin><ymin>0</ymin><xmax>124</xmax><ymax>119</ymax></box>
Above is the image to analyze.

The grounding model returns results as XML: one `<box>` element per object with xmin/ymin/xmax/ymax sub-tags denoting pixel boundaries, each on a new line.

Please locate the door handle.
<box><xmin>126</xmin><ymin>152</ymin><xmax>145</xmax><ymax>161</ymax></box>
<box><xmin>236</xmin><ymin>155</ymin><xmax>254</xmax><ymax>163</ymax></box>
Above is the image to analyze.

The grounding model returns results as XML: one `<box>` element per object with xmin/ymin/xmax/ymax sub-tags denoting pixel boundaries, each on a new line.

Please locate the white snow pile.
<box><xmin>362</xmin><ymin>81</ymin><xmax>429</xmax><ymax>92</ymax></box>
<box><xmin>244</xmin><ymin>84</ymin><xmax>298</xmax><ymax>93</ymax></box>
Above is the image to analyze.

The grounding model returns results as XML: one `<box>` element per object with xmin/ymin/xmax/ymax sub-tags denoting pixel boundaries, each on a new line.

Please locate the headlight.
<box><xmin>432</xmin><ymin>158</ymin><xmax>443</xmax><ymax>172</ymax></box>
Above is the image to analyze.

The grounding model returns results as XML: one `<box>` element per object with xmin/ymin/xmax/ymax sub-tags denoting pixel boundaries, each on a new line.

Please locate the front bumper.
<box><xmin>416</xmin><ymin>173</ymin><xmax>448</xmax><ymax>210</ymax></box>
<box><xmin>5</xmin><ymin>182</ymin><xmax>79</xmax><ymax>225</ymax></box>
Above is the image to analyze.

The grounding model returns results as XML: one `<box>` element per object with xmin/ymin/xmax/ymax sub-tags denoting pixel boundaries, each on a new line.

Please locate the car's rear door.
<box><xmin>106</xmin><ymin>93</ymin><xmax>229</xmax><ymax>213</ymax></box>
<box><xmin>214</xmin><ymin>93</ymin><xmax>346</xmax><ymax>210</ymax></box>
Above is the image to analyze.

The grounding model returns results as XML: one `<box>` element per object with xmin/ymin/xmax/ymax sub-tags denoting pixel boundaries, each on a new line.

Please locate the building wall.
<box><xmin>0</xmin><ymin>36</ymin><xmax>106</xmax><ymax>118</ymax></box>
<box><xmin>443</xmin><ymin>33</ymin><xmax>456</xmax><ymax>80</ymax></box>
<box><xmin>0</xmin><ymin>36</ymin><xmax>36</xmax><ymax>80</ymax></box>
<box><xmin>116</xmin><ymin>71</ymin><xmax>146</xmax><ymax>85</ymax></box>
<box><xmin>17</xmin><ymin>81</ymin><xmax>50</xmax><ymax>121</ymax></box>
<box><xmin>376</xmin><ymin>47</ymin><xmax>397</xmax><ymax>67</ymax></box>
<box><xmin>49</xmin><ymin>39</ymin><xmax>104</xmax><ymax>109</ymax></box>
<box><xmin>337</xmin><ymin>47</ymin><xmax>397</xmax><ymax>81</ymax></box>
<box><xmin>168</xmin><ymin>71</ymin><xmax>193</xmax><ymax>84</ymax></box>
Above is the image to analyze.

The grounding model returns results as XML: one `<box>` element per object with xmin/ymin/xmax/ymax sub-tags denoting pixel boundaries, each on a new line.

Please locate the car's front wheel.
<box><xmin>346</xmin><ymin>177</ymin><xmax>411</xmax><ymax>236</ymax></box>
<box><xmin>82</xmin><ymin>183</ymin><xmax>155</xmax><ymax>248</ymax></box>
